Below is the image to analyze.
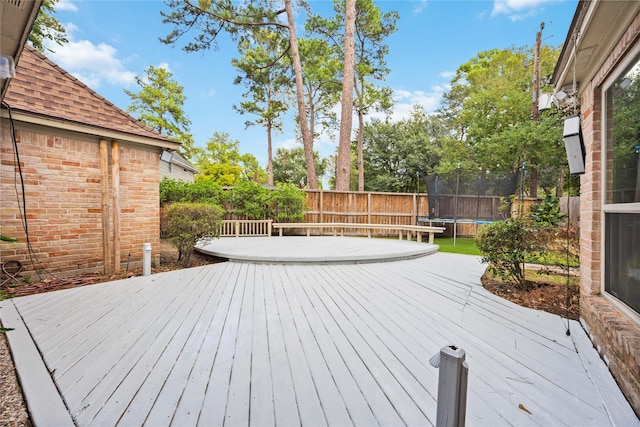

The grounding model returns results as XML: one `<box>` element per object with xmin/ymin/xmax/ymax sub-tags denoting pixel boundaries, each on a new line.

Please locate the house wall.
<box><xmin>1</xmin><ymin>124</ymin><xmax>161</xmax><ymax>278</ymax></box>
<box><xmin>579</xmin><ymin>10</ymin><xmax>640</xmax><ymax>416</ymax></box>
<box><xmin>160</xmin><ymin>160</ymin><xmax>195</xmax><ymax>182</ymax></box>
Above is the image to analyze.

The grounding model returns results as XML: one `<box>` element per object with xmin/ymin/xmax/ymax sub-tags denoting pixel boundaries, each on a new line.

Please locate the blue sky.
<box><xmin>45</xmin><ymin>0</ymin><xmax>578</xmax><ymax>167</ymax></box>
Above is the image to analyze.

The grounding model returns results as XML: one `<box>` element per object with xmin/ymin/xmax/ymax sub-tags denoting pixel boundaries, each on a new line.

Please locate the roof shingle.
<box><xmin>3</xmin><ymin>45</ymin><xmax>178</xmax><ymax>146</ymax></box>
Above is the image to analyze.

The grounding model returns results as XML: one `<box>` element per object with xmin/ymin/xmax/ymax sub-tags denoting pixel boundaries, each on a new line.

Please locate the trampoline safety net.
<box><xmin>421</xmin><ymin>169</ymin><xmax>520</xmax><ymax>221</ymax></box>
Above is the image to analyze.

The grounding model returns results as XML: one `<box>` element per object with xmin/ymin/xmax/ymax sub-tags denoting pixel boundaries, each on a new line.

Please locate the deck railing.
<box><xmin>220</xmin><ymin>219</ymin><xmax>273</xmax><ymax>237</ymax></box>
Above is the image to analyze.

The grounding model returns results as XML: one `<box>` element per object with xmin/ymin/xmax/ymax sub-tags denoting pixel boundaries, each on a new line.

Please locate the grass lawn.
<box><xmin>434</xmin><ymin>237</ymin><xmax>481</xmax><ymax>256</ymax></box>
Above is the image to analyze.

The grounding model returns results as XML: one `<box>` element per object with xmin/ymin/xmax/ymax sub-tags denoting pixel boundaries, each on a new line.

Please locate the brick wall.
<box><xmin>578</xmin><ymin>10</ymin><xmax>640</xmax><ymax>416</ymax></box>
<box><xmin>1</xmin><ymin>125</ymin><xmax>161</xmax><ymax>277</ymax></box>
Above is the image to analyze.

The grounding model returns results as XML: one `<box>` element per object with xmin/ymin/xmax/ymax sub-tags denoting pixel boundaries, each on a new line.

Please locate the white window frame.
<box><xmin>601</xmin><ymin>40</ymin><xmax>640</xmax><ymax>326</ymax></box>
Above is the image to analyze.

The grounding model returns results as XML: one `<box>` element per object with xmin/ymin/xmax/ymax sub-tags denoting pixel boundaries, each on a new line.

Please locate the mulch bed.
<box><xmin>481</xmin><ymin>271</ymin><xmax>580</xmax><ymax>320</ymax></box>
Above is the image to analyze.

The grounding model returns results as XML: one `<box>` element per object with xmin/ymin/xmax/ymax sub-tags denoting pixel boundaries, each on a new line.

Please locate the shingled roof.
<box><xmin>3</xmin><ymin>45</ymin><xmax>179</xmax><ymax>149</ymax></box>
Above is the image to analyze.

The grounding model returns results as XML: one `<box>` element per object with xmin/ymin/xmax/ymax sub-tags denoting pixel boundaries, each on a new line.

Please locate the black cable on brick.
<box><xmin>2</xmin><ymin>101</ymin><xmax>55</xmax><ymax>281</ymax></box>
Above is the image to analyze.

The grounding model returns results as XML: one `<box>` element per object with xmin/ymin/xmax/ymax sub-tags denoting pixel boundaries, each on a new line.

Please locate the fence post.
<box><xmin>429</xmin><ymin>345</ymin><xmax>469</xmax><ymax>427</ymax></box>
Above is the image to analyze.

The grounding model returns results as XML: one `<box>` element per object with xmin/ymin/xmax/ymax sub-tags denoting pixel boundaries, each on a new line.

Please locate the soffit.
<box><xmin>553</xmin><ymin>1</ymin><xmax>640</xmax><ymax>93</ymax></box>
<box><xmin>0</xmin><ymin>0</ymin><xmax>42</xmax><ymax>100</ymax></box>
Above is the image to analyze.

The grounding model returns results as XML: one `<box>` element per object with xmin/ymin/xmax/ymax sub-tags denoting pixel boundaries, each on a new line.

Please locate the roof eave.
<box><xmin>2</xmin><ymin>109</ymin><xmax>182</xmax><ymax>150</ymax></box>
<box><xmin>552</xmin><ymin>1</ymin><xmax>640</xmax><ymax>96</ymax></box>
<box><xmin>0</xmin><ymin>0</ymin><xmax>42</xmax><ymax>101</ymax></box>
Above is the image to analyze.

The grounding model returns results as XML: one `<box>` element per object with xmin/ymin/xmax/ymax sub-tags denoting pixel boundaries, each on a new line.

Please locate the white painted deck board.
<box><xmin>3</xmin><ymin>246</ymin><xmax>639</xmax><ymax>426</ymax></box>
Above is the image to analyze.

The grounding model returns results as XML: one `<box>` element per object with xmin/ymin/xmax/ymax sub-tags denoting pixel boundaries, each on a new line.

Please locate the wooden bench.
<box><xmin>271</xmin><ymin>222</ymin><xmax>445</xmax><ymax>244</ymax></box>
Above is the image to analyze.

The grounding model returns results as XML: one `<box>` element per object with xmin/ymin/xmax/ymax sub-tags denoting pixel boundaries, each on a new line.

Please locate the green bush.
<box><xmin>160</xmin><ymin>178</ymin><xmax>223</xmax><ymax>206</ymax></box>
<box><xmin>166</xmin><ymin>202</ymin><xmax>224</xmax><ymax>267</ymax></box>
<box><xmin>268</xmin><ymin>184</ymin><xmax>307</xmax><ymax>223</ymax></box>
<box><xmin>476</xmin><ymin>218</ymin><xmax>551</xmax><ymax>289</ymax></box>
<box><xmin>531</xmin><ymin>192</ymin><xmax>565</xmax><ymax>226</ymax></box>
<box><xmin>224</xmin><ymin>181</ymin><xmax>270</xmax><ymax>220</ymax></box>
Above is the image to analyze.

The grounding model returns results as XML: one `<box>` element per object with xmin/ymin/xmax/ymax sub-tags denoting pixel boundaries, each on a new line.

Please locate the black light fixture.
<box><xmin>563</xmin><ymin>115</ymin><xmax>585</xmax><ymax>175</ymax></box>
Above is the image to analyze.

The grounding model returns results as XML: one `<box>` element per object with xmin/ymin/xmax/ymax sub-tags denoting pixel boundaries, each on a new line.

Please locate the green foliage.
<box><xmin>0</xmin><ymin>234</ymin><xmax>18</xmax><ymax>243</ymax></box>
<box><xmin>439</xmin><ymin>46</ymin><xmax>566</xmax><ymax>185</ymax></box>
<box><xmin>306</xmin><ymin>0</ymin><xmax>398</xmax><ymax>190</ymax></box>
<box><xmin>165</xmin><ymin>203</ymin><xmax>224</xmax><ymax>267</ymax></box>
<box><xmin>194</xmin><ymin>132</ymin><xmax>266</xmax><ymax>186</ymax></box>
<box><xmin>268</xmin><ymin>184</ymin><xmax>307</xmax><ymax>223</ymax></box>
<box><xmin>224</xmin><ymin>182</ymin><xmax>270</xmax><ymax>220</ymax></box>
<box><xmin>125</xmin><ymin>65</ymin><xmax>195</xmax><ymax>159</ymax></box>
<box><xmin>160</xmin><ymin>178</ymin><xmax>223</xmax><ymax>206</ymax></box>
<box><xmin>273</xmin><ymin>147</ymin><xmax>329</xmax><ymax>188</ymax></box>
<box><xmin>530</xmin><ymin>192</ymin><xmax>565</xmax><ymax>225</ymax></box>
<box><xmin>232</xmin><ymin>27</ymin><xmax>291</xmax><ymax>184</ymax></box>
<box><xmin>0</xmin><ymin>289</ymin><xmax>10</xmax><ymax>302</ymax></box>
<box><xmin>476</xmin><ymin>218</ymin><xmax>551</xmax><ymax>289</ymax></box>
<box><xmin>29</xmin><ymin>0</ymin><xmax>68</xmax><ymax>53</ymax></box>
<box><xmin>362</xmin><ymin>107</ymin><xmax>446</xmax><ymax>192</ymax></box>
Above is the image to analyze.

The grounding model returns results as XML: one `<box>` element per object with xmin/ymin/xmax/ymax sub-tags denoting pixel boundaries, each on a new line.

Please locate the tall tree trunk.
<box><xmin>336</xmin><ymin>0</ymin><xmax>356</xmax><ymax>191</ymax></box>
<box><xmin>530</xmin><ymin>167</ymin><xmax>538</xmax><ymax>199</ymax></box>
<box><xmin>284</xmin><ymin>0</ymin><xmax>317</xmax><ymax>189</ymax></box>
<box><xmin>357</xmin><ymin>109</ymin><xmax>365</xmax><ymax>191</ymax></box>
<box><xmin>267</xmin><ymin>121</ymin><xmax>273</xmax><ymax>185</ymax></box>
<box><xmin>556</xmin><ymin>168</ymin><xmax>564</xmax><ymax>197</ymax></box>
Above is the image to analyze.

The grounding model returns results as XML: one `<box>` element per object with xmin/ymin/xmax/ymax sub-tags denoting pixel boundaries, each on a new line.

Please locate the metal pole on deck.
<box><xmin>430</xmin><ymin>345</ymin><xmax>469</xmax><ymax>427</ymax></box>
<box><xmin>416</xmin><ymin>171</ymin><xmax>420</xmax><ymax>226</ymax></box>
<box><xmin>454</xmin><ymin>164</ymin><xmax>460</xmax><ymax>246</ymax></box>
<box><xmin>143</xmin><ymin>243</ymin><xmax>151</xmax><ymax>276</ymax></box>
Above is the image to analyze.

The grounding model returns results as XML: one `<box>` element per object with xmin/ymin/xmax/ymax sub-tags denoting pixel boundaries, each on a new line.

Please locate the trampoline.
<box><xmin>420</xmin><ymin>168</ymin><xmax>521</xmax><ymax>243</ymax></box>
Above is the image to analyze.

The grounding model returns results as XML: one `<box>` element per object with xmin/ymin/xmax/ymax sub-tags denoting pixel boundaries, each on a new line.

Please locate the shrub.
<box><xmin>531</xmin><ymin>192</ymin><xmax>565</xmax><ymax>226</ymax></box>
<box><xmin>476</xmin><ymin>218</ymin><xmax>551</xmax><ymax>289</ymax></box>
<box><xmin>166</xmin><ymin>202</ymin><xmax>224</xmax><ymax>267</ymax></box>
<box><xmin>268</xmin><ymin>184</ymin><xmax>307</xmax><ymax>223</ymax></box>
<box><xmin>160</xmin><ymin>178</ymin><xmax>223</xmax><ymax>206</ymax></box>
<box><xmin>224</xmin><ymin>181</ymin><xmax>270</xmax><ymax>219</ymax></box>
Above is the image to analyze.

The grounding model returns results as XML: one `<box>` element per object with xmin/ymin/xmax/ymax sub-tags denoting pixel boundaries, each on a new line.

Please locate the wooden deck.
<box><xmin>1</xmin><ymin>249</ymin><xmax>638</xmax><ymax>426</ymax></box>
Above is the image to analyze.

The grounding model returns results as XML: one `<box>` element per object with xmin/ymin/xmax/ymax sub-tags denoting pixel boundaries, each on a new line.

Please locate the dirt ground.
<box><xmin>0</xmin><ymin>242</ymin><xmax>579</xmax><ymax>425</ymax></box>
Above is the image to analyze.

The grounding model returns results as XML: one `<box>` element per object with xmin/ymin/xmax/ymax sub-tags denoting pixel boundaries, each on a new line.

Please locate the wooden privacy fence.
<box><xmin>304</xmin><ymin>190</ymin><xmax>430</xmax><ymax>226</ymax></box>
<box><xmin>161</xmin><ymin>191</ymin><xmax>580</xmax><ymax>239</ymax></box>
<box><xmin>303</xmin><ymin>190</ymin><xmax>506</xmax><ymax>237</ymax></box>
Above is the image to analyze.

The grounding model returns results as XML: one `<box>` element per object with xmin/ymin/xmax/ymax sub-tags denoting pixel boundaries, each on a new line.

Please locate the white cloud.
<box><xmin>275</xmin><ymin>137</ymin><xmax>300</xmax><ymax>151</ymax></box>
<box><xmin>413</xmin><ymin>0</ymin><xmax>427</xmax><ymax>14</ymax></box>
<box><xmin>56</xmin><ymin>0</ymin><xmax>78</xmax><ymax>12</ymax></box>
<box><xmin>372</xmin><ymin>87</ymin><xmax>445</xmax><ymax>122</ymax></box>
<box><xmin>491</xmin><ymin>0</ymin><xmax>554</xmax><ymax>20</ymax></box>
<box><xmin>157</xmin><ymin>62</ymin><xmax>171</xmax><ymax>72</ymax></box>
<box><xmin>439</xmin><ymin>70</ymin><xmax>455</xmax><ymax>80</ymax></box>
<box><xmin>44</xmin><ymin>24</ymin><xmax>136</xmax><ymax>89</ymax></box>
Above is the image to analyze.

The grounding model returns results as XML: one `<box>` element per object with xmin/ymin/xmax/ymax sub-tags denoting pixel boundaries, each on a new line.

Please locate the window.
<box><xmin>605</xmin><ymin>213</ymin><xmax>640</xmax><ymax>314</ymax></box>
<box><xmin>605</xmin><ymin>61</ymin><xmax>640</xmax><ymax>204</ymax></box>
<box><xmin>604</xmin><ymin>51</ymin><xmax>640</xmax><ymax>316</ymax></box>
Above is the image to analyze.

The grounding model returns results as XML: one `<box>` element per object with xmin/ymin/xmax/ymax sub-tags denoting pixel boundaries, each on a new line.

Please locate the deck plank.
<box><xmin>3</xmin><ymin>247</ymin><xmax>638</xmax><ymax>427</ymax></box>
<box><xmin>88</xmin><ymin>263</ymin><xmax>230</xmax><ymax>426</ymax></box>
<box><xmin>66</xmin><ymin>266</ymin><xmax>220</xmax><ymax>425</ymax></box>
<box><xmin>285</xmin><ymin>265</ymin><xmax>380</xmax><ymax>426</ymax></box>
<box><xmin>113</xmin><ymin>263</ymin><xmax>232</xmax><ymax>426</ymax></box>
<box><xmin>248</xmin><ymin>264</ymin><xmax>276</xmax><ymax>427</ymax></box>
<box><xmin>260</xmin><ymin>264</ymin><xmax>301</xmax><ymax>427</ymax></box>
<box><xmin>144</xmin><ymin>262</ymin><xmax>242</xmax><ymax>426</ymax></box>
<box><xmin>268</xmin><ymin>264</ymin><xmax>329</xmax><ymax>426</ymax></box>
